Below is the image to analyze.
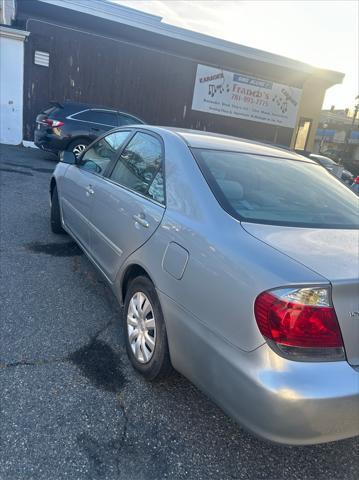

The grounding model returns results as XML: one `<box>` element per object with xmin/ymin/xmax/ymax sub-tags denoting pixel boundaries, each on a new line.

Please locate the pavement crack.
<box><xmin>114</xmin><ymin>393</ymin><xmax>129</xmax><ymax>476</ymax></box>
<box><xmin>115</xmin><ymin>393</ymin><xmax>129</xmax><ymax>446</ymax></box>
<box><xmin>0</xmin><ymin>357</ymin><xmax>69</xmax><ymax>369</ymax></box>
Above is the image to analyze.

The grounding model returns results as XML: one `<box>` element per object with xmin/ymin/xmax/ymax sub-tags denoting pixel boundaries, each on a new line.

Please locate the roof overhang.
<box><xmin>35</xmin><ymin>0</ymin><xmax>343</xmax><ymax>86</ymax></box>
<box><xmin>0</xmin><ymin>25</ymin><xmax>30</xmax><ymax>40</ymax></box>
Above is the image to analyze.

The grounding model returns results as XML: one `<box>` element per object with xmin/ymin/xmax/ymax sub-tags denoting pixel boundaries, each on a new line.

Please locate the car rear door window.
<box><xmin>109</xmin><ymin>132</ymin><xmax>165</xmax><ymax>204</ymax></box>
<box><xmin>78</xmin><ymin>131</ymin><xmax>130</xmax><ymax>175</ymax></box>
<box><xmin>73</xmin><ymin>110</ymin><xmax>118</xmax><ymax>126</ymax></box>
<box><xmin>118</xmin><ymin>114</ymin><xmax>141</xmax><ymax>126</ymax></box>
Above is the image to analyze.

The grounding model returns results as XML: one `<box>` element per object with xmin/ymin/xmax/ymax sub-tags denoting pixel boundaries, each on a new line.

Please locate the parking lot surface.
<box><xmin>0</xmin><ymin>144</ymin><xmax>358</xmax><ymax>480</ymax></box>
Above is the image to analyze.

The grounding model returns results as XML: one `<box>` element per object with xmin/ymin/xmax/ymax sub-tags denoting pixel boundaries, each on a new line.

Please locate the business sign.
<box><xmin>191</xmin><ymin>64</ymin><xmax>302</xmax><ymax>128</ymax></box>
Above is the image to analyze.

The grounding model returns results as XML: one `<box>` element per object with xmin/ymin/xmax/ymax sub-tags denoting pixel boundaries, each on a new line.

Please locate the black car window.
<box><xmin>42</xmin><ymin>105</ymin><xmax>57</xmax><ymax>115</ymax></box>
<box><xmin>118</xmin><ymin>114</ymin><xmax>141</xmax><ymax>126</ymax></box>
<box><xmin>72</xmin><ymin>109</ymin><xmax>118</xmax><ymax>126</ymax></box>
<box><xmin>109</xmin><ymin>132</ymin><xmax>164</xmax><ymax>204</ymax></box>
<box><xmin>78</xmin><ymin>131</ymin><xmax>130</xmax><ymax>175</ymax></box>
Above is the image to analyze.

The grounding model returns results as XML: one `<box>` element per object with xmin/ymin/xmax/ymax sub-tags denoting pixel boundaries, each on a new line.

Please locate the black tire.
<box><xmin>123</xmin><ymin>276</ymin><xmax>172</xmax><ymax>380</ymax></box>
<box><xmin>51</xmin><ymin>185</ymin><xmax>65</xmax><ymax>234</ymax></box>
<box><xmin>67</xmin><ymin>138</ymin><xmax>90</xmax><ymax>158</ymax></box>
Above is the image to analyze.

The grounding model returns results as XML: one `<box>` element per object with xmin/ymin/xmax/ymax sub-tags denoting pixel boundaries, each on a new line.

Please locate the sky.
<box><xmin>115</xmin><ymin>0</ymin><xmax>358</xmax><ymax>110</ymax></box>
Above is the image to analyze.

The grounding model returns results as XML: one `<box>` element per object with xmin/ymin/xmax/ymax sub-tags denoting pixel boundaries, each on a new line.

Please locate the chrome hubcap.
<box><xmin>72</xmin><ymin>144</ymin><xmax>87</xmax><ymax>158</ymax></box>
<box><xmin>127</xmin><ymin>292</ymin><xmax>156</xmax><ymax>363</ymax></box>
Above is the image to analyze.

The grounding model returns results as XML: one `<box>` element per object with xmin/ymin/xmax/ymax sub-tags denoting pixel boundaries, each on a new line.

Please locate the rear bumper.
<box><xmin>160</xmin><ymin>291</ymin><xmax>359</xmax><ymax>445</ymax></box>
<box><xmin>34</xmin><ymin>129</ymin><xmax>67</xmax><ymax>154</ymax></box>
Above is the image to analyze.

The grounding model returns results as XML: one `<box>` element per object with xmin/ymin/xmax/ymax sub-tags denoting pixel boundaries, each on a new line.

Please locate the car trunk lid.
<box><xmin>242</xmin><ymin>223</ymin><xmax>359</xmax><ymax>366</ymax></box>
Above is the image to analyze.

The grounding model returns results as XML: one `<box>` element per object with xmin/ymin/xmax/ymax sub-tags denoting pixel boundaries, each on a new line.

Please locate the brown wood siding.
<box><xmin>23</xmin><ymin>18</ymin><xmax>292</xmax><ymax>146</ymax></box>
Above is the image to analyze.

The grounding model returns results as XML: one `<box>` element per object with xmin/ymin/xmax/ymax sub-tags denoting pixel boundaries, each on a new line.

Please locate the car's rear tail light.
<box><xmin>45</xmin><ymin>119</ymin><xmax>64</xmax><ymax>128</ymax></box>
<box><xmin>353</xmin><ymin>176</ymin><xmax>359</xmax><ymax>185</ymax></box>
<box><xmin>254</xmin><ymin>287</ymin><xmax>345</xmax><ymax>361</ymax></box>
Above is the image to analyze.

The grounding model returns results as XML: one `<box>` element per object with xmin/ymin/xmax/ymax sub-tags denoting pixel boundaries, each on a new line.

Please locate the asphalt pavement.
<box><xmin>0</xmin><ymin>143</ymin><xmax>358</xmax><ymax>480</ymax></box>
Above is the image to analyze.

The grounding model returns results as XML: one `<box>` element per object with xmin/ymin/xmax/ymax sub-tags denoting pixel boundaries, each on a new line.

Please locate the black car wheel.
<box><xmin>68</xmin><ymin>138</ymin><xmax>90</xmax><ymax>158</ymax></box>
<box><xmin>123</xmin><ymin>276</ymin><xmax>172</xmax><ymax>381</ymax></box>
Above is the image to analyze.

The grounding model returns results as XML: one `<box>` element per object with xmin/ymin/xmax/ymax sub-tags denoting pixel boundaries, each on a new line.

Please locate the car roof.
<box><xmin>310</xmin><ymin>153</ymin><xmax>336</xmax><ymax>162</ymax></box>
<box><xmin>52</xmin><ymin>101</ymin><xmax>110</xmax><ymax>111</ymax></box>
<box><xmin>137</xmin><ymin>126</ymin><xmax>313</xmax><ymax>162</ymax></box>
<box><xmin>51</xmin><ymin>101</ymin><xmax>144</xmax><ymax>120</ymax></box>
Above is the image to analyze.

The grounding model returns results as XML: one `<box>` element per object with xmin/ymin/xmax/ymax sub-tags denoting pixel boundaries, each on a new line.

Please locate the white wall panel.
<box><xmin>0</xmin><ymin>27</ymin><xmax>29</xmax><ymax>145</ymax></box>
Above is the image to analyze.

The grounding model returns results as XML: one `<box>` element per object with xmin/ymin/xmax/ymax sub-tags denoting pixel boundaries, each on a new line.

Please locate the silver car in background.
<box><xmin>309</xmin><ymin>153</ymin><xmax>354</xmax><ymax>184</ymax></box>
<box><xmin>50</xmin><ymin>126</ymin><xmax>359</xmax><ymax>445</ymax></box>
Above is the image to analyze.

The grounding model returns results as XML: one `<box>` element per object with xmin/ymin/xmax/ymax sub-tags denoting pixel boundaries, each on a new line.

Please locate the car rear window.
<box><xmin>42</xmin><ymin>106</ymin><xmax>56</xmax><ymax>115</ymax></box>
<box><xmin>41</xmin><ymin>103</ymin><xmax>65</xmax><ymax>117</ymax></box>
<box><xmin>192</xmin><ymin>149</ymin><xmax>359</xmax><ymax>229</ymax></box>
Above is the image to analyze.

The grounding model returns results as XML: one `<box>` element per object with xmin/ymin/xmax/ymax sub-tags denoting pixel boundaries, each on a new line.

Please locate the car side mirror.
<box><xmin>59</xmin><ymin>151</ymin><xmax>76</xmax><ymax>165</ymax></box>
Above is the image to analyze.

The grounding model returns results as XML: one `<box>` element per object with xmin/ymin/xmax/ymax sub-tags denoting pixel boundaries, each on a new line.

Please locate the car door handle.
<box><xmin>85</xmin><ymin>185</ymin><xmax>95</xmax><ymax>196</ymax></box>
<box><xmin>133</xmin><ymin>214</ymin><xmax>149</xmax><ymax>228</ymax></box>
<box><xmin>91</xmin><ymin>127</ymin><xmax>100</xmax><ymax>132</ymax></box>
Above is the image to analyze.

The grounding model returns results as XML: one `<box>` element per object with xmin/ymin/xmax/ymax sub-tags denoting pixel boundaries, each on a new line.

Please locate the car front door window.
<box><xmin>78</xmin><ymin>131</ymin><xmax>131</xmax><ymax>175</ymax></box>
<box><xmin>109</xmin><ymin>132</ymin><xmax>165</xmax><ymax>204</ymax></box>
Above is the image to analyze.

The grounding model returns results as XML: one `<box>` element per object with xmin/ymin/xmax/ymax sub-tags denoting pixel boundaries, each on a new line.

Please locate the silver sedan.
<box><xmin>50</xmin><ymin>126</ymin><xmax>359</xmax><ymax>445</ymax></box>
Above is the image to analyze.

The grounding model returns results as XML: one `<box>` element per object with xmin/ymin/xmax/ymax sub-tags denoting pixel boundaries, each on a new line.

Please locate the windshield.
<box><xmin>192</xmin><ymin>149</ymin><xmax>359</xmax><ymax>229</ymax></box>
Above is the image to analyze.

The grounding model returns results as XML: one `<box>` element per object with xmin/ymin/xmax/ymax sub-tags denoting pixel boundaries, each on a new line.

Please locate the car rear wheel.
<box><xmin>50</xmin><ymin>185</ymin><xmax>65</xmax><ymax>234</ymax></box>
<box><xmin>68</xmin><ymin>139</ymin><xmax>90</xmax><ymax>158</ymax></box>
<box><xmin>123</xmin><ymin>276</ymin><xmax>172</xmax><ymax>380</ymax></box>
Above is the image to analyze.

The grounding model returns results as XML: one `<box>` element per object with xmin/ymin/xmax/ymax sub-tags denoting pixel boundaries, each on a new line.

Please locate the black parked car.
<box><xmin>34</xmin><ymin>101</ymin><xmax>145</xmax><ymax>158</ymax></box>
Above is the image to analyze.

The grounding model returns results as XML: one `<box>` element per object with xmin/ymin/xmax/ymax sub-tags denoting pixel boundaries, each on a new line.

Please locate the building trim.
<box><xmin>0</xmin><ymin>25</ymin><xmax>30</xmax><ymax>41</ymax></box>
<box><xmin>26</xmin><ymin>17</ymin><xmax>286</xmax><ymax>85</ymax></box>
<box><xmin>37</xmin><ymin>0</ymin><xmax>343</xmax><ymax>83</ymax></box>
